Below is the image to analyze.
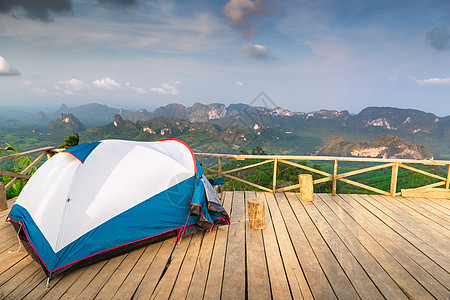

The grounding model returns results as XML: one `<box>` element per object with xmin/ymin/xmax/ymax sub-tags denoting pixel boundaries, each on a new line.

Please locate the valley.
<box><xmin>1</xmin><ymin>102</ymin><xmax>447</xmax><ymax>159</ymax></box>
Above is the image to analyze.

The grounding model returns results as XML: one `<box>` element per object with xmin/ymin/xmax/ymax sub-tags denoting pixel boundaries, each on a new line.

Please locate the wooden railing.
<box><xmin>1</xmin><ymin>148</ymin><xmax>449</xmax><ymax>211</ymax></box>
<box><xmin>195</xmin><ymin>153</ymin><xmax>450</xmax><ymax>197</ymax></box>
<box><xmin>0</xmin><ymin>146</ymin><xmax>56</xmax><ymax>211</ymax></box>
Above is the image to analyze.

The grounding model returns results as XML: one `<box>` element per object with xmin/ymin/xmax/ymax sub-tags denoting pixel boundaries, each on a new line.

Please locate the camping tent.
<box><xmin>8</xmin><ymin>139</ymin><xmax>229</xmax><ymax>280</ymax></box>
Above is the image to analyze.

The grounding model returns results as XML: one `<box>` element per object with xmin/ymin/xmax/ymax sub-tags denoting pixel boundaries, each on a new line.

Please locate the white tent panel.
<box><xmin>15</xmin><ymin>154</ymin><xmax>81</xmax><ymax>252</ymax></box>
<box><xmin>54</xmin><ymin>141</ymin><xmax>194</xmax><ymax>251</ymax></box>
<box><xmin>14</xmin><ymin>139</ymin><xmax>196</xmax><ymax>253</ymax></box>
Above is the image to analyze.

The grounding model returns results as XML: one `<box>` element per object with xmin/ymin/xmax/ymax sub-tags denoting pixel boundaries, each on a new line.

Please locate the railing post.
<box><xmin>218</xmin><ymin>157</ymin><xmax>222</xmax><ymax>177</ymax></box>
<box><xmin>272</xmin><ymin>159</ymin><xmax>278</xmax><ymax>193</ymax></box>
<box><xmin>390</xmin><ymin>162</ymin><xmax>399</xmax><ymax>197</ymax></box>
<box><xmin>0</xmin><ymin>182</ymin><xmax>7</xmax><ymax>211</ymax></box>
<box><xmin>446</xmin><ymin>164</ymin><xmax>450</xmax><ymax>189</ymax></box>
<box><xmin>332</xmin><ymin>160</ymin><xmax>338</xmax><ymax>196</ymax></box>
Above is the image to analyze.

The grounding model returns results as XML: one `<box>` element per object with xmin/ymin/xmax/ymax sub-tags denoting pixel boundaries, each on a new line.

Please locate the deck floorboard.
<box><xmin>1</xmin><ymin>192</ymin><xmax>449</xmax><ymax>299</ymax></box>
<box><xmin>266</xmin><ymin>192</ymin><xmax>314</xmax><ymax>299</ymax></box>
<box><xmin>401</xmin><ymin>197</ymin><xmax>450</xmax><ymax>228</ymax></box>
<box><xmin>340</xmin><ymin>194</ymin><xmax>450</xmax><ymax>298</ymax></box>
<box><xmin>245</xmin><ymin>191</ymin><xmax>271</xmax><ymax>300</ymax></box>
<box><xmin>428</xmin><ymin>197</ymin><xmax>450</xmax><ymax>210</ymax></box>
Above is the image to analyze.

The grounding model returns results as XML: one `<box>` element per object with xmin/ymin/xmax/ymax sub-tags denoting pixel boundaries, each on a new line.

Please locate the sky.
<box><xmin>1</xmin><ymin>0</ymin><xmax>450</xmax><ymax>116</ymax></box>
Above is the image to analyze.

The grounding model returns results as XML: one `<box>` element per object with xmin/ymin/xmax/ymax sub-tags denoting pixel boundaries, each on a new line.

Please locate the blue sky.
<box><xmin>1</xmin><ymin>0</ymin><xmax>450</xmax><ymax>116</ymax></box>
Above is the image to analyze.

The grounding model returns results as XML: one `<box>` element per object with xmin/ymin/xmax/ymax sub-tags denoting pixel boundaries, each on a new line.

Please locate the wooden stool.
<box><xmin>298</xmin><ymin>174</ymin><xmax>314</xmax><ymax>201</ymax></box>
<box><xmin>247</xmin><ymin>197</ymin><xmax>266</xmax><ymax>229</ymax></box>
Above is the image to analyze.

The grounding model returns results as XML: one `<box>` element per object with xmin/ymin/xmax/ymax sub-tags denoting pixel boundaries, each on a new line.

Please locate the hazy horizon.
<box><xmin>1</xmin><ymin>101</ymin><xmax>449</xmax><ymax>119</ymax></box>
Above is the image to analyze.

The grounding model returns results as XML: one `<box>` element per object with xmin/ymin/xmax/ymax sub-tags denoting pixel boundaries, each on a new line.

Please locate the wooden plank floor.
<box><xmin>0</xmin><ymin>192</ymin><xmax>449</xmax><ymax>299</ymax></box>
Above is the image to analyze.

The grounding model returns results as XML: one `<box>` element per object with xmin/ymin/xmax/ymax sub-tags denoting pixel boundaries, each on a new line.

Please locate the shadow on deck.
<box><xmin>0</xmin><ymin>192</ymin><xmax>449</xmax><ymax>299</ymax></box>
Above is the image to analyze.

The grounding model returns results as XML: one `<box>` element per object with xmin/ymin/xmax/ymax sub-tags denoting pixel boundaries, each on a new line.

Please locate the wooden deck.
<box><xmin>0</xmin><ymin>192</ymin><xmax>449</xmax><ymax>299</ymax></box>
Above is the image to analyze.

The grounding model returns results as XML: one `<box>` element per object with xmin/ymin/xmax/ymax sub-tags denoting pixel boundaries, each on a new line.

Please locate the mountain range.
<box><xmin>43</xmin><ymin>102</ymin><xmax>448</xmax><ymax>134</ymax></box>
<box><xmin>46</xmin><ymin>102</ymin><xmax>448</xmax><ymax>160</ymax></box>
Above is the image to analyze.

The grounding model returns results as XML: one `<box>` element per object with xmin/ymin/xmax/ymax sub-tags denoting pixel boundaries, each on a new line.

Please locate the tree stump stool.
<box><xmin>247</xmin><ymin>197</ymin><xmax>266</xmax><ymax>229</ymax></box>
<box><xmin>299</xmin><ymin>174</ymin><xmax>314</xmax><ymax>201</ymax></box>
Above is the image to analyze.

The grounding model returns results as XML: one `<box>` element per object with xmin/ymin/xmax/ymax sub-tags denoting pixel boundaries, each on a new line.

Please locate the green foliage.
<box><xmin>215</xmin><ymin>149</ymin><xmax>338</xmax><ymax>193</ymax></box>
<box><xmin>1</xmin><ymin>142</ymin><xmax>36</xmax><ymax>173</ymax></box>
<box><xmin>252</xmin><ymin>146</ymin><xmax>266</xmax><ymax>155</ymax></box>
<box><xmin>0</xmin><ymin>142</ymin><xmax>37</xmax><ymax>199</ymax></box>
<box><xmin>59</xmin><ymin>132</ymin><xmax>80</xmax><ymax>149</ymax></box>
<box><xmin>220</xmin><ymin>159</ymin><xmax>319</xmax><ymax>192</ymax></box>
<box><xmin>2</xmin><ymin>172</ymin><xmax>27</xmax><ymax>198</ymax></box>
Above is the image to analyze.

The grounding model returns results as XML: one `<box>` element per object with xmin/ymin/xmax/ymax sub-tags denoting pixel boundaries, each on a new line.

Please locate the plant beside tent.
<box><xmin>0</xmin><ymin>132</ymin><xmax>80</xmax><ymax>198</ymax></box>
<box><xmin>0</xmin><ymin>142</ymin><xmax>38</xmax><ymax>199</ymax></box>
<box><xmin>58</xmin><ymin>132</ymin><xmax>80</xmax><ymax>149</ymax></box>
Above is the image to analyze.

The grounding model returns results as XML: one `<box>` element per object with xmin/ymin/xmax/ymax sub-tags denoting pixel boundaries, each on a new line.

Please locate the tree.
<box><xmin>251</xmin><ymin>146</ymin><xmax>267</xmax><ymax>155</ymax></box>
<box><xmin>59</xmin><ymin>132</ymin><xmax>80</xmax><ymax>149</ymax></box>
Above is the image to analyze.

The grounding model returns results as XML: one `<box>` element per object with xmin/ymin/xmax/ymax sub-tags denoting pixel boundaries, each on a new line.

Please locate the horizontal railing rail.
<box><xmin>194</xmin><ymin>153</ymin><xmax>450</xmax><ymax>197</ymax></box>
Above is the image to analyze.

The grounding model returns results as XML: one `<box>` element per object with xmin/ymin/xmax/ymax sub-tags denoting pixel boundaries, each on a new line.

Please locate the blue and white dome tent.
<box><xmin>8</xmin><ymin>139</ymin><xmax>229</xmax><ymax>280</ymax></box>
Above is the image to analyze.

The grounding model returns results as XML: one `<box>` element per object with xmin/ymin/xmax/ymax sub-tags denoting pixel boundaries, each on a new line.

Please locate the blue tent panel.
<box><xmin>63</xmin><ymin>142</ymin><xmax>100</xmax><ymax>163</ymax></box>
<box><xmin>9</xmin><ymin>176</ymin><xmax>201</xmax><ymax>272</ymax></box>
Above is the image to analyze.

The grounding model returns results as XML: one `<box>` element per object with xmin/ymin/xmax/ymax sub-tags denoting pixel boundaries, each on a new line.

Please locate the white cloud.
<box><xmin>235</xmin><ymin>80</ymin><xmax>244</xmax><ymax>86</ymax></box>
<box><xmin>0</xmin><ymin>56</ymin><xmax>20</xmax><ymax>76</ymax></box>
<box><xmin>125</xmin><ymin>82</ymin><xmax>147</xmax><ymax>94</ymax></box>
<box><xmin>54</xmin><ymin>78</ymin><xmax>89</xmax><ymax>95</ymax></box>
<box><xmin>93</xmin><ymin>77</ymin><xmax>121</xmax><ymax>90</ymax></box>
<box><xmin>131</xmin><ymin>86</ymin><xmax>148</xmax><ymax>94</ymax></box>
<box><xmin>413</xmin><ymin>77</ymin><xmax>450</xmax><ymax>85</ymax></box>
<box><xmin>240</xmin><ymin>44</ymin><xmax>272</xmax><ymax>59</ymax></box>
<box><xmin>150</xmin><ymin>82</ymin><xmax>180</xmax><ymax>95</ymax></box>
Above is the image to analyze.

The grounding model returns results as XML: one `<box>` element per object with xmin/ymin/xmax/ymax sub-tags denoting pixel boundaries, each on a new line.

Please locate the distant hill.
<box><xmin>35</xmin><ymin>111</ymin><xmax>47</xmax><ymax>121</ymax></box>
<box><xmin>117</xmin><ymin>102</ymin><xmax>304</xmax><ymax>124</ymax></box>
<box><xmin>318</xmin><ymin>135</ymin><xmax>433</xmax><ymax>159</ymax></box>
<box><xmin>48</xmin><ymin>113</ymin><xmax>86</xmax><ymax>132</ymax></box>
<box><xmin>349</xmin><ymin>107</ymin><xmax>442</xmax><ymax>134</ymax></box>
<box><xmin>152</xmin><ymin>103</ymin><xmax>188</xmax><ymax>120</ymax></box>
<box><xmin>55</xmin><ymin>103</ymin><xmax>120</xmax><ymax>125</ymax></box>
<box><xmin>84</xmin><ymin>114</ymin><xmax>260</xmax><ymax>153</ymax></box>
<box><xmin>0</xmin><ymin>107</ymin><xmax>49</xmax><ymax>125</ymax></box>
<box><xmin>84</xmin><ymin>115</ymin><xmax>139</xmax><ymax>140</ymax></box>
